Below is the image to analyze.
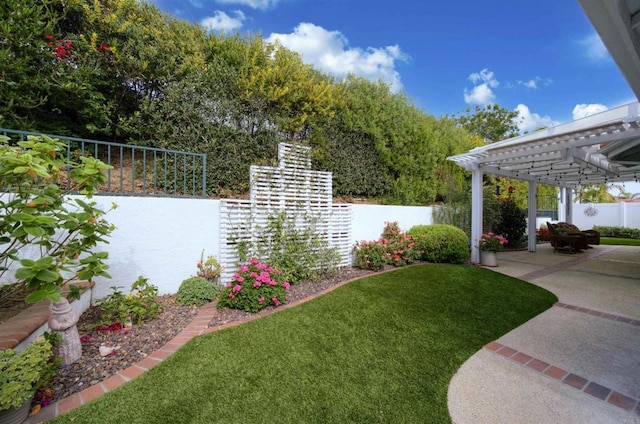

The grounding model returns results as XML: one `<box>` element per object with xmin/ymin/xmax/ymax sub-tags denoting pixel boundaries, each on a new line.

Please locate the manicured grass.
<box><xmin>600</xmin><ymin>237</ymin><xmax>640</xmax><ymax>246</ymax></box>
<box><xmin>52</xmin><ymin>264</ymin><xmax>556</xmax><ymax>424</ymax></box>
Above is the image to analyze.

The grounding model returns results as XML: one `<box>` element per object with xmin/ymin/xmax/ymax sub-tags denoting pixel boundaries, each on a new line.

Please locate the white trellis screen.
<box><xmin>219</xmin><ymin>143</ymin><xmax>352</xmax><ymax>283</ymax></box>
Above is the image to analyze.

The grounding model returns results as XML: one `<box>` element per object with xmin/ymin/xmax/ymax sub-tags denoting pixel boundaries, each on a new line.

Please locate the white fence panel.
<box><xmin>219</xmin><ymin>143</ymin><xmax>351</xmax><ymax>283</ymax></box>
<box><xmin>572</xmin><ymin>202</ymin><xmax>640</xmax><ymax>229</ymax></box>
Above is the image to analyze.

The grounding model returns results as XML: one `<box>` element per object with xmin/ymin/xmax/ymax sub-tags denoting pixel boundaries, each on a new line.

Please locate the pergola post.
<box><xmin>565</xmin><ymin>188</ymin><xmax>573</xmax><ymax>224</ymax></box>
<box><xmin>471</xmin><ymin>168</ymin><xmax>483</xmax><ymax>264</ymax></box>
<box><xmin>558</xmin><ymin>188</ymin><xmax>566</xmax><ymax>222</ymax></box>
<box><xmin>527</xmin><ymin>181</ymin><xmax>537</xmax><ymax>252</ymax></box>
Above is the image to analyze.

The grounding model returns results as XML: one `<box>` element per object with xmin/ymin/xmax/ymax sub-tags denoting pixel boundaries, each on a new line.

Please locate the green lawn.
<box><xmin>600</xmin><ymin>237</ymin><xmax>640</xmax><ymax>246</ymax></box>
<box><xmin>52</xmin><ymin>264</ymin><xmax>556</xmax><ymax>424</ymax></box>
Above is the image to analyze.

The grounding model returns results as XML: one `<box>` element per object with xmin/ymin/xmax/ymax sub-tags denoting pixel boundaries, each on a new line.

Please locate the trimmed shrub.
<box><xmin>494</xmin><ymin>199</ymin><xmax>526</xmax><ymax>248</ymax></box>
<box><xmin>407</xmin><ymin>224</ymin><xmax>469</xmax><ymax>264</ymax></box>
<box><xmin>176</xmin><ymin>277</ymin><xmax>219</xmax><ymax>306</ymax></box>
<box><xmin>593</xmin><ymin>226</ymin><xmax>640</xmax><ymax>239</ymax></box>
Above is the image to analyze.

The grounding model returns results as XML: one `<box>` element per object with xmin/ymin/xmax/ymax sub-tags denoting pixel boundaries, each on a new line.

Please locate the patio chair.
<box><xmin>555</xmin><ymin>222</ymin><xmax>600</xmax><ymax>245</ymax></box>
<box><xmin>547</xmin><ymin>222</ymin><xmax>589</xmax><ymax>253</ymax></box>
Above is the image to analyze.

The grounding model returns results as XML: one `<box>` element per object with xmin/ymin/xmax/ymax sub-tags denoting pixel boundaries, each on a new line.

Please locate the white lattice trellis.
<box><xmin>219</xmin><ymin>143</ymin><xmax>351</xmax><ymax>283</ymax></box>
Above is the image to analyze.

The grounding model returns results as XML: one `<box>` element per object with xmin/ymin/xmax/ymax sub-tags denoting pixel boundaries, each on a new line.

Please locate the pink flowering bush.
<box><xmin>353</xmin><ymin>222</ymin><xmax>420</xmax><ymax>270</ymax></box>
<box><xmin>352</xmin><ymin>240</ymin><xmax>387</xmax><ymax>270</ymax></box>
<box><xmin>217</xmin><ymin>259</ymin><xmax>289</xmax><ymax>312</ymax></box>
<box><xmin>478</xmin><ymin>232</ymin><xmax>508</xmax><ymax>252</ymax></box>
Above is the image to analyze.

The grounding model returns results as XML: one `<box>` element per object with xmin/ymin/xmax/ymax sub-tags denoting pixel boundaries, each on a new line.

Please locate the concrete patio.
<box><xmin>449</xmin><ymin>243</ymin><xmax>640</xmax><ymax>424</ymax></box>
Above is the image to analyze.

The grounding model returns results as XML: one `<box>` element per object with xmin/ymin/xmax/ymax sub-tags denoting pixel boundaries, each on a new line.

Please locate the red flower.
<box><xmin>99</xmin><ymin>42</ymin><xmax>110</xmax><ymax>53</ymax></box>
<box><xmin>45</xmin><ymin>35</ymin><xmax>54</xmax><ymax>41</ymax></box>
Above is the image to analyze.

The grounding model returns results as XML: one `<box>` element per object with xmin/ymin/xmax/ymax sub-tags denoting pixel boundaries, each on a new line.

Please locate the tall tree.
<box><xmin>453</xmin><ymin>103</ymin><xmax>521</xmax><ymax>142</ymax></box>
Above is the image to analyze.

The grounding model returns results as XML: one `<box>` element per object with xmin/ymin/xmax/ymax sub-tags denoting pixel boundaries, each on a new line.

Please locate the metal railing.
<box><xmin>1</xmin><ymin>129</ymin><xmax>207</xmax><ymax>198</ymax></box>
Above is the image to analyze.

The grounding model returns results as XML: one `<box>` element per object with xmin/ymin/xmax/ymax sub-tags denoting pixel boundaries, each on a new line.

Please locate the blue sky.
<box><xmin>149</xmin><ymin>0</ymin><xmax>637</xmax><ymax>134</ymax></box>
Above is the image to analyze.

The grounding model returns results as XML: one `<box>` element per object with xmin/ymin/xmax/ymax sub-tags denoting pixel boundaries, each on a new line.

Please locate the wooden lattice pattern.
<box><xmin>219</xmin><ymin>143</ymin><xmax>351</xmax><ymax>283</ymax></box>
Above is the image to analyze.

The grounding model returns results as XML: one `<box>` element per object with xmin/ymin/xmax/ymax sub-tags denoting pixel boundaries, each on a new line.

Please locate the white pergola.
<box><xmin>449</xmin><ymin>0</ymin><xmax>640</xmax><ymax>263</ymax></box>
<box><xmin>448</xmin><ymin>103</ymin><xmax>640</xmax><ymax>263</ymax></box>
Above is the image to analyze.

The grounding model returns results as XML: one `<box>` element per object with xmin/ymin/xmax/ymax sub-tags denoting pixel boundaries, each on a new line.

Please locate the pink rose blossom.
<box><xmin>232</xmin><ymin>284</ymin><xmax>242</xmax><ymax>292</ymax></box>
<box><xmin>240</xmin><ymin>265</ymin><xmax>249</xmax><ymax>272</ymax></box>
<box><xmin>258</xmin><ymin>296</ymin><xmax>265</xmax><ymax>303</ymax></box>
<box><xmin>253</xmin><ymin>281</ymin><xmax>261</xmax><ymax>288</ymax></box>
<box><xmin>228</xmin><ymin>293</ymin><xmax>235</xmax><ymax>299</ymax></box>
<box><xmin>250</xmin><ymin>258</ymin><xmax>259</xmax><ymax>265</ymax></box>
<box><xmin>237</xmin><ymin>276</ymin><xmax>245</xmax><ymax>283</ymax></box>
<box><xmin>272</xmin><ymin>297</ymin><xmax>280</xmax><ymax>306</ymax></box>
<box><xmin>283</xmin><ymin>282</ymin><xmax>290</xmax><ymax>289</ymax></box>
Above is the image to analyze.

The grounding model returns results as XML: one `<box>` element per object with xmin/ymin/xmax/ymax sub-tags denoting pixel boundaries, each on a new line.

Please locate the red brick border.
<box><xmin>484</xmin><ymin>341</ymin><xmax>640</xmax><ymax>415</ymax></box>
<box><xmin>554</xmin><ymin>302</ymin><xmax>640</xmax><ymax>327</ymax></box>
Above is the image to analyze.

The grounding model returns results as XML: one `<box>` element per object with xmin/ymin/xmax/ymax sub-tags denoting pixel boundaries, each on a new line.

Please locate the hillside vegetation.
<box><xmin>1</xmin><ymin>0</ymin><xmax>481</xmax><ymax>203</ymax></box>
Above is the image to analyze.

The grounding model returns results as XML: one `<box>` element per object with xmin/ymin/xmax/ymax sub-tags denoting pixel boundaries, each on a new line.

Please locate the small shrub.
<box><xmin>176</xmin><ymin>277</ymin><xmax>219</xmax><ymax>306</ymax></box>
<box><xmin>353</xmin><ymin>222</ymin><xmax>420</xmax><ymax>270</ymax></box>
<box><xmin>0</xmin><ymin>339</ymin><xmax>53</xmax><ymax>410</ymax></box>
<box><xmin>217</xmin><ymin>259</ymin><xmax>289</xmax><ymax>313</ymax></box>
<box><xmin>196</xmin><ymin>251</ymin><xmax>222</xmax><ymax>282</ymax></box>
<box><xmin>97</xmin><ymin>276</ymin><xmax>161</xmax><ymax>325</ymax></box>
<box><xmin>353</xmin><ymin>240</ymin><xmax>387</xmax><ymax>271</ymax></box>
<box><xmin>494</xmin><ymin>199</ymin><xmax>526</xmax><ymax>248</ymax></box>
<box><xmin>407</xmin><ymin>224</ymin><xmax>469</xmax><ymax>264</ymax></box>
<box><xmin>537</xmin><ymin>225</ymin><xmax>550</xmax><ymax>241</ymax></box>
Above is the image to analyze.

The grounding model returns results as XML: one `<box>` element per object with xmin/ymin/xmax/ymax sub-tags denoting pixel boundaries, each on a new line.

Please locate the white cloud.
<box><xmin>464</xmin><ymin>68</ymin><xmax>498</xmax><ymax>105</ymax></box>
<box><xmin>580</xmin><ymin>33</ymin><xmax>609</xmax><ymax>61</ymax></box>
<box><xmin>572</xmin><ymin>103</ymin><xmax>608</xmax><ymax>120</ymax></box>
<box><xmin>516</xmin><ymin>77</ymin><xmax>553</xmax><ymax>90</ymax></box>
<box><xmin>189</xmin><ymin>0</ymin><xmax>204</xmax><ymax>8</ymax></box>
<box><xmin>464</xmin><ymin>84</ymin><xmax>495</xmax><ymax>105</ymax></box>
<box><xmin>468</xmin><ymin>69</ymin><xmax>498</xmax><ymax>88</ymax></box>
<box><xmin>215</xmin><ymin>0</ymin><xmax>279</xmax><ymax>10</ymax></box>
<box><xmin>266</xmin><ymin>23</ymin><xmax>408</xmax><ymax>92</ymax></box>
<box><xmin>200</xmin><ymin>10</ymin><xmax>246</xmax><ymax>32</ymax></box>
<box><xmin>514</xmin><ymin>104</ymin><xmax>559</xmax><ymax>133</ymax></box>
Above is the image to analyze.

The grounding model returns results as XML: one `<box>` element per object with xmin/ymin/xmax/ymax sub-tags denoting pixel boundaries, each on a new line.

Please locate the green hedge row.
<box><xmin>593</xmin><ymin>226</ymin><xmax>640</xmax><ymax>239</ymax></box>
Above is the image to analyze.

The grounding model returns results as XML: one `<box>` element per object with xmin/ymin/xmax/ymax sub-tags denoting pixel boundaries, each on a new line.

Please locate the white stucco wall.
<box><xmin>86</xmin><ymin>196</ymin><xmax>220</xmax><ymax>300</ymax></box>
<box><xmin>350</xmin><ymin>204</ymin><xmax>434</xmax><ymax>243</ymax></box>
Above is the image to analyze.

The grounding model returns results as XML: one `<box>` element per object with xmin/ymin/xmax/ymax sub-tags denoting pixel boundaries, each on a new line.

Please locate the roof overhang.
<box><xmin>448</xmin><ymin>102</ymin><xmax>640</xmax><ymax>188</ymax></box>
<box><xmin>579</xmin><ymin>0</ymin><xmax>640</xmax><ymax>100</ymax></box>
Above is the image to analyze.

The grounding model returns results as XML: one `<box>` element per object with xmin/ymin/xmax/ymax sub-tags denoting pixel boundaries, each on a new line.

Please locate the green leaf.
<box><xmin>35</xmin><ymin>269</ymin><xmax>60</xmax><ymax>282</ymax></box>
<box><xmin>23</xmin><ymin>226</ymin><xmax>46</xmax><ymax>237</ymax></box>
<box><xmin>26</xmin><ymin>290</ymin><xmax>47</xmax><ymax>303</ymax></box>
<box><xmin>11</xmin><ymin>212</ymin><xmax>35</xmax><ymax>222</ymax></box>
<box><xmin>33</xmin><ymin>256</ymin><xmax>54</xmax><ymax>269</ymax></box>
<box><xmin>15</xmin><ymin>267</ymin><xmax>37</xmax><ymax>280</ymax></box>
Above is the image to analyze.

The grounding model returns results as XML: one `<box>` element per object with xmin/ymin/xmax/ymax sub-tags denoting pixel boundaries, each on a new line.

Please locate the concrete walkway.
<box><xmin>448</xmin><ymin>244</ymin><xmax>640</xmax><ymax>424</ymax></box>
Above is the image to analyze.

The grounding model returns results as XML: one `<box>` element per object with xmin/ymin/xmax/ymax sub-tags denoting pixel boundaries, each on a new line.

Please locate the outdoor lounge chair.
<box><xmin>555</xmin><ymin>222</ymin><xmax>600</xmax><ymax>245</ymax></box>
<box><xmin>547</xmin><ymin>222</ymin><xmax>590</xmax><ymax>253</ymax></box>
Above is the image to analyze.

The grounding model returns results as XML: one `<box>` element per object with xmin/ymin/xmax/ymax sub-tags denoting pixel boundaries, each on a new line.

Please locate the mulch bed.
<box><xmin>48</xmin><ymin>266</ymin><xmax>379</xmax><ymax>405</ymax></box>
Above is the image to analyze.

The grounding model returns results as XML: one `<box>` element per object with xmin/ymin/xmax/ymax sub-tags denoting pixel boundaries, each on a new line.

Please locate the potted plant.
<box><xmin>478</xmin><ymin>232</ymin><xmax>508</xmax><ymax>267</ymax></box>
<box><xmin>0</xmin><ymin>339</ymin><xmax>53</xmax><ymax>424</ymax></box>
